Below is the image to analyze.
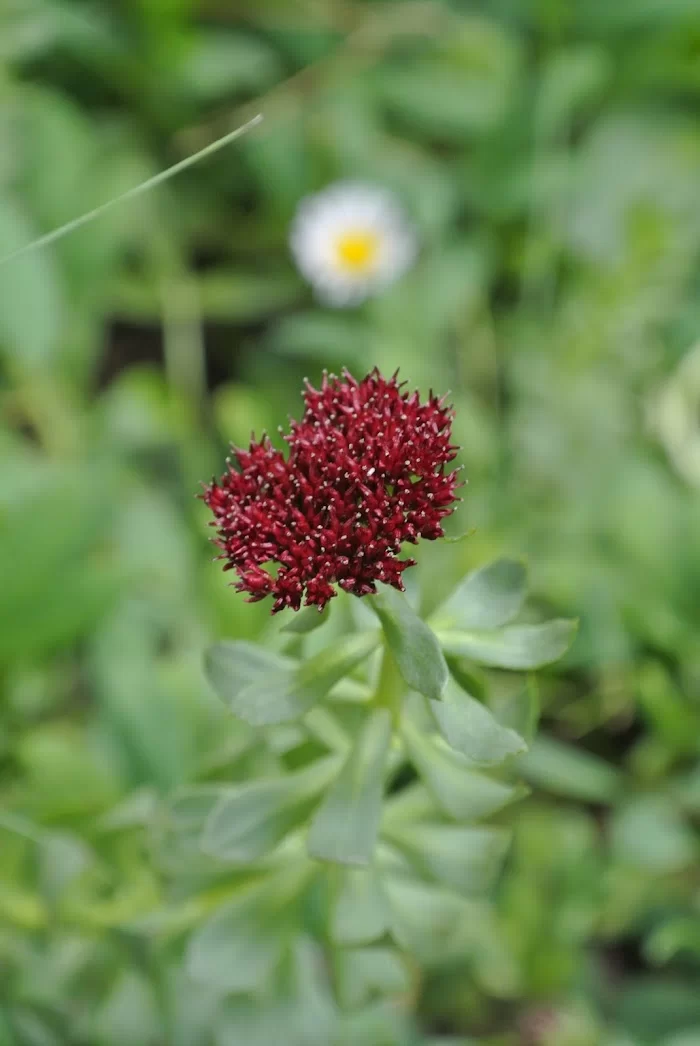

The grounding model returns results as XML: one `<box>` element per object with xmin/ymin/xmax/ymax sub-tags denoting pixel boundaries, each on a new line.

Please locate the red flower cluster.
<box><xmin>203</xmin><ymin>369</ymin><xmax>461</xmax><ymax>613</ymax></box>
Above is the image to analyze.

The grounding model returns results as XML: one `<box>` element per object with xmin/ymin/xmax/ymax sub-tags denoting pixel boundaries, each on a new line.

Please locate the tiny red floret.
<box><xmin>202</xmin><ymin>369</ymin><xmax>462</xmax><ymax>613</ymax></box>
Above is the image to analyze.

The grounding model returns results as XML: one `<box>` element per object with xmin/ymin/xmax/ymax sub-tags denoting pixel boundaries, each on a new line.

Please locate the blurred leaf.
<box><xmin>281</xmin><ymin>604</ymin><xmax>332</xmax><ymax>635</ymax></box>
<box><xmin>611</xmin><ymin>796</ymin><xmax>698</xmax><ymax>873</ymax></box>
<box><xmin>334</xmin><ymin>1001</ymin><xmax>414</xmax><ymax>1046</ymax></box>
<box><xmin>430</xmin><ymin>682</ymin><xmax>526</xmax><ymax>765</ymax></box>
<box><xmin>214</xmin><ymin>938</ymin><xmax>335</xmax><ymax>1046</ymax></box>
<box><xmin>204</xmin><ymin>641</ymin><xmax>288</xmax><ymax>704</ymax></box>
<box><xmin>615</xmin><ymin>980</ymin><xmax>700</xmax><ymax>1042</ymax></box>
<box><xmin>662</xmin><ymin>1034</ymin><xmax>700</xmax><ymax>1046</ymax></box>
<box><xmin>402</xmin><ymin>718</ymin><xmax>525</xmax><ymax>820</ymax></box>
<box><xmin>37</xmin><ymin>833</ymin><xmax>92</xmax><ymax>902</ymax></box>
<box><xmin>206</xmin><ymin>631</ymin><xmax>379</xmax><ymax>726</ymax></box>
<box><xmin>646</xmin><ymin>918</ymin><xmax>700</xmax><ymax>965</ymax></box>
<box><xmin>178</xmin><ymin>31</ymin><xmax>280</xmax><ymax>102</ymax></box>
<box><xmin>187</xmin><ymin>864</ymin><xmax>310</xmax><ymax>992</ymax></box>
<box><xmin>519</xmin><ymin>737</ymin><xmax>622</xmax><ymax>804</ymax></box>
<box><xmin>7</xmin><ymin>1008</ymin><xmax>61</xmax><ymax>1046</ymax></box>
<box><xmin>330</xmin><ymin>865</ymin><xmax>390</xmax><ymax>946</ymax></box>
<box><xmin>536</xmin><ymin>48</ymin><xmax>611</xmax><ymax>138</ymax></box>
<box><xmin>268</xmin><ymin>311</ymin><xmax>369</xmax><ymax>367</ymax></box>
<box><xmin>384</xmin><ymin>822</ymin><xmax>510</xmax><ymax>895</ymax></box>
<box><xmin>17</xmin><ymin>723</ymin><xmax>119</xmax><ymax>819</ymax></box>
<box><xmin>202</xmin><ymin>755</ymin><xmax>341</xmax><ymax>862</ymax></box>
<box><xmin>335</xmin><ymin>947</ymin><xmax>411</xmax><ymax>1009</ymax></box>
<box><xmin>0</xmin><ymin>466</ymin><xmax>121</xmax><ymax>663</ymax></box>
<box><xmin>153</xmin><ymin>785</ymin><xmax>231</xmax><ymax>874</ymax></box>
<box><xmin>0</xmin><ymin>192</ymin><xmax>62</xmax><ymax>367</ymax></box>
<box><xmin>94</xmin><ymin>971</ymin><xmax>161</xmax><ymax>1046</ymax></box>
<box><xmin>308</xmin><ymin>709</ymin><xmax>391</xmax><ymax>865</ymax></box>
<box><xmin>372</xmin><ymin>588</ymin><xmax>448</xmax><ymax>701</ymax></box>
<box><xmin>433</xmin><ymin>558</ymin><xmax>527</xmax><ymax>631</ymax></box>
<box><xmin>379</xmin><ymin>17</ymin><xmax>521</xmax><ymax>140</ymax></box>
<box><xmin>436</xmin><ymin>619</ymin><xmax>578</xmax><ymax>670</ymax></box>
<box><xmin>383</xmin><ymin>876</ymin><xmax>470</xmax><ymax>964</ymax></box>
<box><xmin>91</xmin><ymin>603</ymin><xmax>196</xmax><ymax>790</ymax></box>
<box><xmin>111</xmin><ymin>271</ymin><xmax>301</xmax><ymax>324</ymax></box>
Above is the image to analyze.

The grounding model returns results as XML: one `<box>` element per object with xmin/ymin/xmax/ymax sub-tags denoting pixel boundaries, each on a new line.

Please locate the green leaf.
<box><xmin>9</xmin><ymin>1009</ymin><xmax>62</xmax><ymax>1046</ymax></box>
<box><xmin>308</xmin><ymin>709</ymin><xmax>391</xmax><ymax>865</ymax></box>
<box><xmin>153</xmin><ymin>786</ymin><xmax>232</xmax><ymax>874</ymax></box>
<box><xmin>662</xmin><ymin>1034</ymin><xmax>700</xmax><ymax>1046</ymax></box>
<box><xmin>436</xmin><ymin>618</ymin><xmax>577</xmax><ymax>669</ymax></box>
<box><xmin>430</xmin><ymin>682</ymin><xmax>527</xmax><ymax>765</ymax></box>
<box><xmin>433</xmin><ymin>558</ymin><xmax>527</xmax><ymax>630</ymax></box>
<box><xmin>178</xmin><ymin>31</ymin><xmax>280</xmax><ymax>103</ymax></box>
<box><xmin>95</xmin><ymin>971</ymin><xmax>161</xmax><ymax>1046</ymax></box>
<box><xmin>330</xmin><ymin>866</ymin><xmax>390</xmax><ymax>946</ymax></box>
<box><xmin>335</xmin><ymin>947</ymin><xmax>411</xmax><ymax>1009</ymax></box>
<box><xmin>112</xmin><ymin>270</ymin><xmax>301</xmax><ymax>324</ymax></box>
<box><xmin>204</xmin><ymin>641</ymin><xmax>290</xmax><ymax>704</ymax></box>
<box><xmin>202</xmin><ymin>755</ymin><xmax>341</xmax><ymax>863</ymax></box>
<box><xmin>205</xmin><ymin>632</ymin><xmax>379</xmax><ymax>725</ymax></box>
<box><xmin>646</xmin><ymin>918</ymin><xmax>700</xmax><ymax>965</ymax></box>
<box><xmin>383</xmin><ymin>876</ymin><xmax>470</xmax><ymax>963</ymax></box>
<box><xmin>518</xmin><ymin>736</ymin><xmax>622</xmax><ymax>803</ymax></box>
<box><xmin>490</xmin><ymin>677</ymin><xmax>540</xmax><ymax>744</ymax></box>
<box><xmin>615</xmin><ymin>979</ymin><xmax>700</xmax><ymax>1043</ymax></box>
<box><xmin>0</xmin><ymin>191</ymin><xmax>62</xmax><ymax>367</ymax></box>
<box><xmin>379</xmin><ymin>37</ymin><xmax>517</xmax><ymax>141</ymax></box>
<box><xmin>0</xmin><ymin>467</ymin><xmax>121</xmax><ymax>663</ymax></box>
<box><xmin>384</xmin><ymin>822</ymin><xmax>510</xmax><ymax>894</ymax></box>
<box><xmin>401</xmin><ymin>719</ymin><xmax>526</xmax><ymax>820</ymax></box>
<box><xmin>611</xmin><ymin>796</ymin><xmax>698</xmax><ymax>873</ymax></box>
<box><xmin>268</xmin><ymin>311</ymin><xmax>368</xmax><ymax>366</ymax></box>
<box><xmin>372</xmin><ymin>587</ymin><xmax>448</xmax><ymax>700</ymax></box>
<box><xmin>214</xmin><ymin>938</ymin><xmax>335</xmax><ymax>1046</ymax></box>
<box><xmin>335</xmin><ymin>1002</ymin><xmax>413</xmax><ymax>1046</ymax></box>
<box><xmin>38</xmin><ymin>832</ymin><xmax>92</xmax><ymax>902</ymax></box>
<box><xmin>187</xmin><ymin>864</ymin><xmax>311</xmax><ymax>992</ymax></box>
<box><xmin>281</xmin><ymin>603</ymin><xmax>332</xmax><ymax>635</ymax></box>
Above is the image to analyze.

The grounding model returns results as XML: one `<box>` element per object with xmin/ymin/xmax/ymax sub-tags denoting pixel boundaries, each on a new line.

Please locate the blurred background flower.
<box><xmin>290</xmin><ymin>181</ymin><xmax>416</xmax><ymax>305</ymax></box>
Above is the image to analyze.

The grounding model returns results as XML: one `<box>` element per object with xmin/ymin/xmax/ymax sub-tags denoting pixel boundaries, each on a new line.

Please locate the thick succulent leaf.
<box><xmin>436</xmin><ymin>618</ymin><xmax>577</xmax><ymax>670</ymax></box>
<box><xmin>334</xmin><ymin>947</ymin><xmax>411</xmax><ymax>1009</ymax></box>
<box><xmin>281</xmin><ymin>603</ymin><xmax>332</xmax><ymax>635</ymax></box>
<box><xmin>330</xmin><ymin>865</ymin><xmax>390</xmax><ymax>946</ymax></box>
<box><xmin>519</xmin><ymin>736</ymin><xmax>622</xmax><ymax>803</ymax></box>
<box><xmin>401</xmin><ymin>718</ymin><xmax>526</xmax><ymax>820</ymax></box>
<box><xmin>430</xmin><ymin>682</ymin><xmax>527</xmax><ymax>765</ymax></box>
<box><xmin>371</xmin><ymin>586</ymin><xmax>448</xmax><ymax>700</ymax></box>
<box><xmin>202</xmin><ymin>755</ymin><xmax>341</xmax><ymax>862</ymax></box>
<box><xmin>187</xmin><ymin>864</ymin><xmax>311</xmax><ymax>992</ymax></box>
<box><xmin>433</xmin><ymin>558</ymin><xmax>527</xmax><ymax>630</ymax></box>
<box><xmin>205</xmin><ymin>632</ymin><xmax>379</xmax><ymax>725</ymax></box>
<box><xmin>308</xmin><ymin>709</ymin><xmax>391</xmax><ymax>865</ymax></box>
<box><xmin>204</xmin><ymin>642</ymin><xmax>290</xmax><ymax>704</ymax></box>
<box><xmin>384</xmin><ymin>821</ymin><xmax>511</xmax><ymax>894</ymax></box>
<box><xmin>214</xmin><ymin>938</ymin><xmax>335</xmax><ymax>1046</ymax></box>
<box><xmin>383</xmin><ymin>876</ymin><xmax>471</xmax><ymax>963</ymax></box>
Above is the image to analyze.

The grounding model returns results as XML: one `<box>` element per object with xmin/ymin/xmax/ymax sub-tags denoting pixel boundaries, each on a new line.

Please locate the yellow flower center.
<box><xmin>335</xmin><ymin>230</ymin><xmax>380</xmax><ymax>273</ymax></box>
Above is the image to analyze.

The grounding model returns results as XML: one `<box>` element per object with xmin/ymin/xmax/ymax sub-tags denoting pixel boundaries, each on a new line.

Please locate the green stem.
<box><xmin>0</xmin><ymin>114</ymin><xmax>262</xmax><ymax>269</ymax></box>
<box><xmin>373</xmin><ymin>639</ymin><xmax>404</xmax><ymax>726</ymax></box>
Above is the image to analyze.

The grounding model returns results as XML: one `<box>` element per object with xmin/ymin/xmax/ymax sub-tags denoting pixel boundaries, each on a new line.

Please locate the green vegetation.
<box><xmin>2</xmin><ymin>1</ymin><xmax>700</xmax><ymax>1043</ymax></box>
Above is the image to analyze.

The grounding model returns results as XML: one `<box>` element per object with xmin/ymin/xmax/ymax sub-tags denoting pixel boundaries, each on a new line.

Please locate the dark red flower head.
<box><xmin>203</xmin><ymin>369</ymin><xmax>461</xmax><ymax>613</ymax></box>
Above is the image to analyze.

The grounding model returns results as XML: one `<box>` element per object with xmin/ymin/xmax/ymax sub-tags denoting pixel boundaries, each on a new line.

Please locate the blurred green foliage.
<box><xmin>2</xmin><ymin>0</ymin><xmax>700</xmax><ymax>1042</ymax></box>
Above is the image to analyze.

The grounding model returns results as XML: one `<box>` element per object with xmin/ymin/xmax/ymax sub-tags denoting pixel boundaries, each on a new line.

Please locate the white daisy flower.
<box><xmin>289</xmin><ymin>181</ymin><xmax>417</xmax><ymax>307</ymax></box>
